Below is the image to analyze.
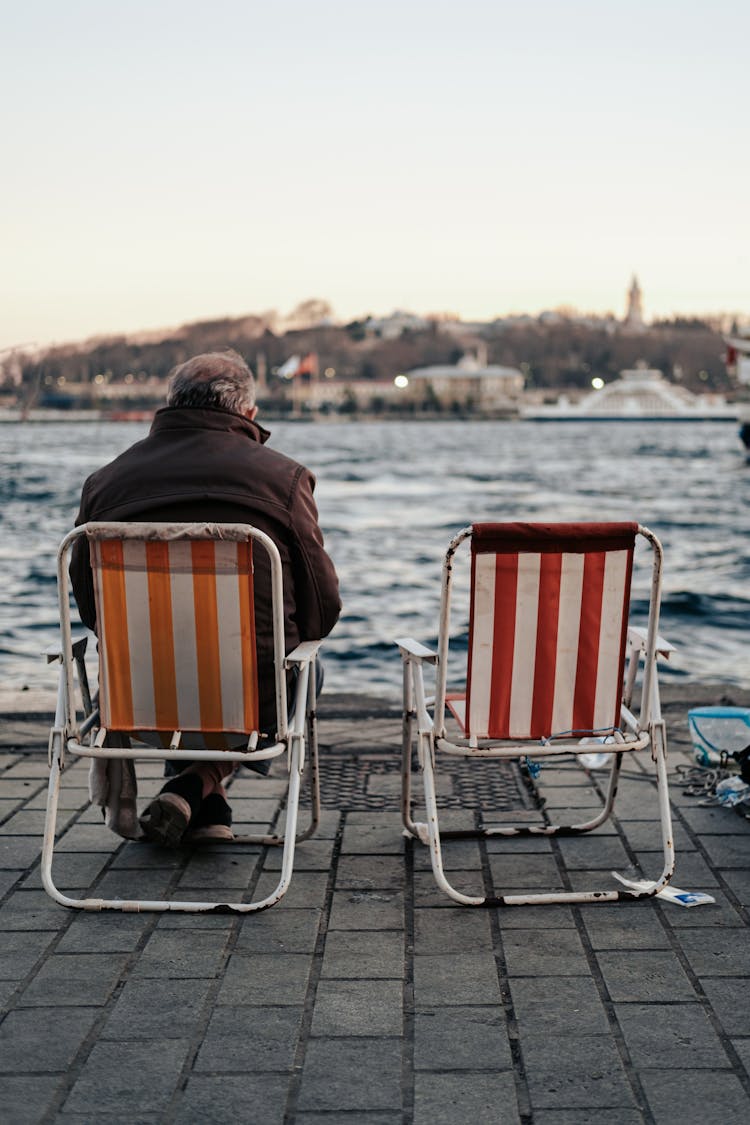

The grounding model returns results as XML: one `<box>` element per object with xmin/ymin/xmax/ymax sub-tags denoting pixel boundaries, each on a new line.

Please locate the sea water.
<box><xmin>1</xmin><ymin>418</ymin><xmax>748</xmax><ymax>700</ymax></box>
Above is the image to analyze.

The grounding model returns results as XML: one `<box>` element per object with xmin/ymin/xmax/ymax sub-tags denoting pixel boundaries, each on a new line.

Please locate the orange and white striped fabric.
<box><xmin>461</xmin><ymin>523</ymin><xmax>637</xmax><ymax>740</ymax></box>
<box><xmin>90</xmin><ymin>536</ymin><xmax>259</xmax><ymax>737</ymax></box>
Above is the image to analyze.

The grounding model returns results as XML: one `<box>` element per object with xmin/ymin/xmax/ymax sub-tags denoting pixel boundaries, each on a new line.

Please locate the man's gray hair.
<box><xmin>166</xmin><ymin>351</ymin><xmax>256</xmax><ymax>414</ymax></box>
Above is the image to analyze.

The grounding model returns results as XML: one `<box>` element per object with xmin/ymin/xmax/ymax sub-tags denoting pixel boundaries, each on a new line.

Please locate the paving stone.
<box><xmin>340</xmin><ymin>818</ymin><xmax>406</xmax><ymax>855</ymax></box>
<box><xmin>194</xmin><ymin>1005</ymin><xmax>302</xmax><ymax>1072</ymax></box>
<box><xmin>174</xmin><ymin>1074</ymin><xmax>289</xmax><ymax>1124</ymax></box>
<box><xmin>297</xmin><ymin>1038</ymin><xmax>402</xmax><ymax>1112</ymax></box>
<box><xmin>677</xmin><ymin>807</ymin><xmax>750</xmax><ymax>835</ymax></box>
<box><xmin>490</xmin><ymin>903</ymin><xmax>577</xmax><ymax>929</ymax></box>
<box><xmin>55</xmin><ymin>912</ymin><xmax>151</xmax><ymax>952</ymax></box>
<box><xmin>107</xmin><ymin>842</ymin><xmax>184</xmax><ymax>868</ymax></box>
<box><xmin>511</xmin><ymin>977</ymin><xmax>609</xmax><ymax>1035</ymax></box>
<box><xmin>0</xmin><ymin>889</ymin><xmax>68</xmax><ymax>930</ymax></box>
<box><xmin>554</xmin><ymin>835</ymin><xmax>631</xmax><ymax>869</ymax></box>
<box><xmin>414</xmin><ymin>1005</ymin><xmax>513</xmax><ymax>1070</ymax></box>
<box><xmin>177</xmin><ymin>851</ymin><xmax>255</xmax><ymax>890</ymax></box>
<box><xmin>234</xmin><ymin>907</ymin><xmax>321</xmax><ymax>954</ymax></box>
<box><xmin>412</xmin><ymin>838</ymin><xmax>484</xmax><ymax>871</ymax></box>
<box><xmin>699</xmin><ymin>835</ymin><xmax>750</xmax><ymax>867</ymax></box>
<box><xmin>521</xmin><ymin>1032</ymin><xmax>636</xmax><ymax>1109</ymax></box>
<box><xmin>217</xmin><ymin>952</ymin><xmax>311</xmax><ymax>1005</ymax></box>
<box><xmin>595</xmin><ymin>950</ymin><xmax>697</xmax><ymax>1001</ymax></box>
<box><xmin>312</xmin><ymin>978</ymin><xmax>402</xmax><ymax>1036</ymax></box>
<box><xmin>328</xmin><ymin>890</ymin><xmax>404</xmax><ymax>930</ymax></box>
<box><xmin>128</xmin><ymin>928</ymin><xmax>229</xmax><ymax>979</ymax></box>
<box><xmin>54</xmin><ymin>823</ymin><xmax>123</xmax><ymax>852</ymax></box>
<box><xmin>639</xmin><ymin>1068</ymin><xmax>750</xmax><ymax>1124</ymax></box>
<box><xmin>733</xmin><ymin>1038</ymin><xmax>750</xmax><ymax>1075</ymax></box>
<box><xmin>533</xmin><ymin>1112</ymin><xmax>643</xmax><ymax>1125</ymax></box>
<box><xmin>0</xmin><ymin>869</ymin><xmax>23</xmax><ymax>897</ymax></box>
<box><xmin>619</xmin><ymin>818</ymin><xmax>695</xmax><ymax>852</ymax></box>
<box><xmin>484</xmin><ymin>835</ymin><xmax>554</xmax><ymax>854</ymax></box>
<box><xmin>583</xmin><ymin>905</ymin><xmax>672</xmax><ymax>949</ymax></box>
<box><xmin>0</xmin><ymin>928</ymin><xmax>57</xmax><ymax>978</ymax></box>
<box><xmin>413</xmin><ymin>906</ymin><xmax>493</xmax><ymax>954</ymax></box>
<box><xmin>22</xmin><ymin>851</ymin><xmax>113</xmax><ymax>891</ymax></box>
<box><xmin>335</xmin><ymin>855</ymin><xmax>404</xmax><ymax>891</ymax></box>
<box><xmin>414</xmin><ymin>952</ymin><xmax>502</xmax><ymax>1006</ymax></box>
<box><xmin>540</xmin><ymin>785</ymin><xmax>602</xmax><ymax>809</ymax></box>
<box><xmin>101</xmin><ymin>977</ymin><xmax>213</xmax><ymax>1038</ymax></box>
<box><xmin>719</xmin><ymin>869</ymin><xmax>750</xmax><ymax>906</ymax></box>
<box><xmin>252</xmin><ymin>871</ymin><xmax>329</xmax><ymax>909</ymax></box>
<box><xmin>413</xmin><ymin>1070</ymin><xmax>520</xmax><ymax>1125</ymax></box>
<box><xmin>93</xmin><ymin>868</ymin><xmax>180</xmax><ymax>900</ymax></box>
<box><xmin>18</xmin><ymin>951</ymin><xmax>129</xmax><ymax>1006</ymax></box>
<box><xmin>635</xmin><ymin>850</ymin><xmax>720</xmax><ymax>888</ymax></box>
<box><xmin>615</xmin><ymin>1003</ymin><xmax>729</xmax><ymax>1068</ymax></box>
<box><xmin>0</xmin><ymin>836</ymin><xmax>45</xmax><ymax>868</ymax></box>
<box><xmin>0</xmin><ymin>1075</ymin><xmax>62</xmax><ymax>1123</ymax></box>
<box><xmin>698</xmin><ymin>978</ymin><xmax>750</xmax><ymax>1036</ymax></box>
<box><xmin>295</xmin><ymin>1115</ymin><xmax>401</xmax><ymax>1124</ymax></box>
<box><xmin>0</xmin><ymin>1006</ymin><xmax>99</xmax><ymax>1072</ymax></box>
<box><xmin>677</xmin><ymin>929</ymin><xmax>750</xmax><ymax>976</ymax></box>
<box><xmin>488</xmin><ymin>853</ymin><xmax>565</xmax><ymax>891</ymax></box>
<box><xmin>263</xmin><ymin>838</ymin><xmax>336</xmax><ymax>871</ymax></box>
<box><xmin>63</xmin><ymin>1039</ymin><xmax>191</xmax><ymax>1115</ymax></box>
<box><xmin>321</xmin><ymin>929</ymin><xmax>403</xmax><ymax>978</ymax></box>
<box><xmin>0</xmin><ymin>809</ymin><xmax>53</xmax><ymax>835</ymax></box>
<box><xmin>503</xmin><ymin>927</ymin><xmax>589</xmax><ymax>976</ymax></box>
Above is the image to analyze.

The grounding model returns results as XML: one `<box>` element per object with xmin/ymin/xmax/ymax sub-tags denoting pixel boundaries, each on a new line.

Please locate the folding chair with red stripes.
<box><xmin>42</xmin><ymin>522</ymin><xmax>322</xmax><ymax>913</ymax></box>
<box><xmin>397</xmin><ymin>521</ymin><xmax>675</xmax><ymax>907</ymax></box>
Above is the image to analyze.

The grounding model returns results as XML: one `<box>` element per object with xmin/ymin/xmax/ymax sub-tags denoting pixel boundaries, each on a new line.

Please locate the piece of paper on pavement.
<box><xmin>612</xmin><ymin>871</ymin><xmax>716</xmax><ymax>907</ymax></box>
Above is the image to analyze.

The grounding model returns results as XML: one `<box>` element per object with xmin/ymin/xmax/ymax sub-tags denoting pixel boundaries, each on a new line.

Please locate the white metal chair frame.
<box><xmin>397</xmin><ymin>522</ymin><xmax>675</xmax><ymax>907</ymax></box>
<box><xmin>42</xmin><ymin>521</ymin><xmax>322</xmax><ymax>914</ymax></box>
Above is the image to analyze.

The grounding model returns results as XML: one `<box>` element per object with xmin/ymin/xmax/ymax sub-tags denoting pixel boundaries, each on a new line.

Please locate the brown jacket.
<box><xmin>70</xmin><ymin>406</ymin><xmax>341</xmax><ymax>728</ymax></box>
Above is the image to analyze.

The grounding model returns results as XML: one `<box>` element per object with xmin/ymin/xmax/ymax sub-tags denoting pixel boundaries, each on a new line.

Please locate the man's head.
<box><xmin>166</xmin><ymin>351</ymin><xmax>257</xmax><ymax>418</ymax></box>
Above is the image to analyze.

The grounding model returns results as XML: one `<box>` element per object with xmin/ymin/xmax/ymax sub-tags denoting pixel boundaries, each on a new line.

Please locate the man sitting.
<box><xmin>70</xmin><ymin>350</ymin><xmax>341</xmax><ymax>845</ymax></box>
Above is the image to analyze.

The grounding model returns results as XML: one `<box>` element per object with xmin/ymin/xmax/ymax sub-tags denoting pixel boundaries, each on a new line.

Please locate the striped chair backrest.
<box><xmin>90</xmin><ymin>535</ymin><xmax>258</xmax><ymax>734</ymax></box>
<box><xmin>464</xmin><ymin>522</ymin><xmax>637</xmax><ymax>740</ymax></box>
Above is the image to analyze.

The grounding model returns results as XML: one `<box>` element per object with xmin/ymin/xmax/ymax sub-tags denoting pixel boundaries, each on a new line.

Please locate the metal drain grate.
<box><xmin>301</xmin><ymin>754</ymin><xmax>535</xmax><ymax>812</ymax></box>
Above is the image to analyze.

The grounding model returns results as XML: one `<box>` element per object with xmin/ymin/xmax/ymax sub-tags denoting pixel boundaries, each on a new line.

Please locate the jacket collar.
<box><xmin>150</xmin><ymin>406</ymin><xmax>271</xmax><ymax>445</ymax></box>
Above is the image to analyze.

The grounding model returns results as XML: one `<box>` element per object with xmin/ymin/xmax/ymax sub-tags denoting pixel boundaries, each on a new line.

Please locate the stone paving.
<box><xmin>1</xmin><ymin>685</ymin><xmax>749</xmax><ymax>1124</ymax></box>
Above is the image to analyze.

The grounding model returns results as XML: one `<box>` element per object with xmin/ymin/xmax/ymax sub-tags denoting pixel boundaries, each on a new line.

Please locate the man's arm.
<box><xmin>289</xmin><ymin>468</ymin><xmax>341</xmax><ymax>641</ymax></box>
<box><xmin>69</xmin><ymin>486</ymin><xmax>98</xmax><ymax>632</ymax></box>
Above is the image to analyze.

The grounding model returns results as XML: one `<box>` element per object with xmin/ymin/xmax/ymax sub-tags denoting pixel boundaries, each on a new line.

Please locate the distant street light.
<box><xmin>394</xmin><ymin>375</ymin><xmax>409</xmax><ymax>389</ymax></box>
<box><xmin>591</xmin><ymin>377</ymin><xmax>604</xmax><ymax>390</ymax></box>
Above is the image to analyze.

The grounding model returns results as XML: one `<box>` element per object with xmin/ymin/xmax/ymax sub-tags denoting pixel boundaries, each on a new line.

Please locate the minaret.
<box><xmin>625</xmin><ymin>275</ymin><xmax>644</xmax><ymax>329</ymax></box>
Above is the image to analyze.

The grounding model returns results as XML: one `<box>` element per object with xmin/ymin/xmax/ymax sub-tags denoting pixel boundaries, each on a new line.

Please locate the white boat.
<box><xmin>522</xmin><ymin>365</ymin><xmax>738</xmax><ymax>422</ymax></box>
<box><xmin>724</xmin><ymin>330</ymin><xmax>750</xmax><ymax>449</ymax></box>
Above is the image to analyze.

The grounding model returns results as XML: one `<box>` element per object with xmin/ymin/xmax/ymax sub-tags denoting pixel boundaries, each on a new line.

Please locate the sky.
<box><xmin>2</xmin><ymin>0</ymin><xmax>749</xmax><ymax>351</ymax></box>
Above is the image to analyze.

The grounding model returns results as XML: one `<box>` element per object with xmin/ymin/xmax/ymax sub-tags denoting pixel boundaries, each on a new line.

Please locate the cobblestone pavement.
<box><xmin>1</xmin><ymin>686</ymin><xmax>749</xmax><ymax>1124</ymax></box>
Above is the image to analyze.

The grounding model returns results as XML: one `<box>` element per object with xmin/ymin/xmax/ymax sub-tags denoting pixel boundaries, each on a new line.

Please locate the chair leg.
<box><xmin>420</xmin><ymin>733</ymin><xmax>486</xmax><ymax>906</ymax></box>
<box><xmin>417</xmin><ymin>733</ymin><xmax>676</xmax><ymax>908</ymax></box>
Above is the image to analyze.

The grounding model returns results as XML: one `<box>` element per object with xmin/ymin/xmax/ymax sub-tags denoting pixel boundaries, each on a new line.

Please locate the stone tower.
<box><xmin>625</xmin><ymin>275</ymin><xmax>644</xmax><ymax>328</ymax></box>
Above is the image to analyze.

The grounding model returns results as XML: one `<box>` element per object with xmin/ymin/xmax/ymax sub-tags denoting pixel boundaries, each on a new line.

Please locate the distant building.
<box><xmin>624</xmin><ymin>275</ymin><xmax>644</xmax><ymax>329</ymax></box>
<box><xmin>404</xmin><ymin>354</ymin><xmax>524</xmax><ymax>411</ymax></box>
<box><xmin>365</xmin><ymin>310</ymin><xmax>430</xmax><ymax>339</ymax></box>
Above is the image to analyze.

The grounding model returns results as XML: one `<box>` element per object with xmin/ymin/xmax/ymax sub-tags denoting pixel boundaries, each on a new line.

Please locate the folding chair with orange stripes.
<box><xmin>397</xmin><ymin>521</ymin><xmax>675</xmax><ymax>907</ymax></box>
<box><xmin>42</xmin><ymin>522</ymin><xmax>322</xmax><ymax>913</ymax></box>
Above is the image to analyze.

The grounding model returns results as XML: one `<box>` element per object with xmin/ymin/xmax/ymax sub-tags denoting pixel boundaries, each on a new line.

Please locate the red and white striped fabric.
<box><xmin>461</xmin><ymin>523</ymin><xmax>637</xmax><ymax>740</ymax></box>
<box><xmin>90</xmin><ymin>536</ymin><xmax>259</xmax><ymax>740</ymax></box>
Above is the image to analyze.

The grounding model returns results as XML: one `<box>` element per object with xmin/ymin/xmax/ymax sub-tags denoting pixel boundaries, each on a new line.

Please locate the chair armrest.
<box><xmin>45</xmin><ymin>633</ymin><xmax>89</xmax><ymax>664</ymax></box>
<box><xmin>627</xmin><ymin>625</ymin><xmax>675</xmax><ymax>659</ymax></box>
<box><xmin>285</xmin><ymin>639</ymin><xmax>323</xmax><ymax>668</ymax></box>
<box><xmin>395</xmin><ymin>637</ymin><xmax>438</xmax><ymax>664</ymax></box>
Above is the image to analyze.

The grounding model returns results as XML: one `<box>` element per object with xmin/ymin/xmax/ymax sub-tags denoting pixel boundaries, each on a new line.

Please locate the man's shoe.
<box><xmin>139</xmin><ymin>773</ymin><xmax>203</xmax><ymax>848</ymax></box>
<box><xmin>184</xmin><ymin>792</ymin><xmax>234</xmax><ymax>843</ymax></box>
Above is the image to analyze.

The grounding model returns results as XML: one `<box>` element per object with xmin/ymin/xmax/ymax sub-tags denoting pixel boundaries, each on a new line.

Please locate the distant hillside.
<box><xmin>11</xmin><ymin>309</ymin><xmax>730</xmax><ymax>412</ymax></box>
